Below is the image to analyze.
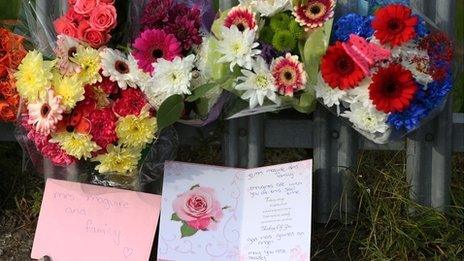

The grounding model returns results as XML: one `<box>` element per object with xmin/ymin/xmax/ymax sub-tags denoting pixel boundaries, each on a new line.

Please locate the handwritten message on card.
<box><xmin>31</xmin><ymin>179</ymin><xmax>161</xmax><ymax>261</ymax></box>
<box><xmin>158</xmin><ymin>160</ymin><xmax>312</xmax><ymax>261</ymax></box>
<box><xmin>241</xmin><ymin>161</ymin><xmax>312</xmax><ymax>261</ymax></box>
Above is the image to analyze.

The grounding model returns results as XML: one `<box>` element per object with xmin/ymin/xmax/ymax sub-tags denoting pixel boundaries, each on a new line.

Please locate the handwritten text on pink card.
<box><xmin>31</xmin><ymin>179</ymin><xmax>161</xmax><ymax>261</ymax></box>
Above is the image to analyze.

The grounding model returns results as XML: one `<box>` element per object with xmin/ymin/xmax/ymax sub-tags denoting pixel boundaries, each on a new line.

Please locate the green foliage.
<box><xmin>0</xmin><ymin>0</ymin><xmax>21</xmax><ymax>20</ymax></box>
<box><xmin>289</xmin><ymin>20</ymin><xmax>304</xmax><ymax>40</ymax></box>
<box><xmin>171</xmin><ymin>213</ymin><xmax>181</xmax><ymax>221</ymax></box>
<box><xmin>157</xmin><ymin>94</ymin><xmax>185</xmax><ymax>131</ymax></box>
<box><xmin>260</xmin><ymin>26</ymin><xmax>274</xmax><ymax>44</ymax></box>
<box><xmin>180</xmin><ymin>223</ymin><xmax>198</xmax><ymax>238</ymax></box>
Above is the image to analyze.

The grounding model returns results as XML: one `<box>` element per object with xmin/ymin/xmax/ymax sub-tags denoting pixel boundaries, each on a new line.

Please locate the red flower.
<box><xmin>113</xmin><ymin>88</ymin><xmax>148</xmax><ymax>117</ymax></box>
<box><xmin>224</xmin><ymin>6</ymin><xmax>257</xmax><ymax>32</ymax></box>
<box><xmin>369</xmin><ymin>64</ymin><xmax>417</xmax><ymax>113</ymax></box>
<box><xmin>88</xmin><ymin>107</ymin><xmax>118</xmax><ymax>151</ymax></box>
<box><xmin>372</xmin><ymin>4</ymin><xmax>418</xmax><ymax>47</ymax></box>
<box><xmin>321</xmin><ymin>42</ymin><xmax>365</xmax><ymax>89</ymax></box>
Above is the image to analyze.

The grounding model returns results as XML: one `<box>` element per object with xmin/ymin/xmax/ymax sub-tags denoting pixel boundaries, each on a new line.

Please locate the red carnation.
<box><xmin>321</xmin><ymin>42</ymin><xmax>365</xmax><ymax>89</ymax></box>
<box><xmin>372</xmin><ymin>4</ymin><xmax>418</xmax><ymax>47</ymax></box>
<box><xmin>88</xmin><ymin>107</ymin><xmax>118</xmax><ymax>151</ymax></box>
<box><xmin>369</xmin><ymin>64</ymin><xmax>417</xmax><ymax>113</ymax></box>
<box><xmin>113</xmin><ymin>88</ymin><xmax>148</xmax><ymax>117</ymax></box>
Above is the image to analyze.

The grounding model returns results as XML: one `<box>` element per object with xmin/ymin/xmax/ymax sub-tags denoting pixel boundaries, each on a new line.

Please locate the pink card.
<box><xmin>31</xmin><ymin>179</ymin><xmax>162</xmax><ymax>261</ymax></box>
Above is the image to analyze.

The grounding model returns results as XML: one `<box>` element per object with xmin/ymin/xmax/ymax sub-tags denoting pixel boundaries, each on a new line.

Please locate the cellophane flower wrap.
<box><xmin>14</xmin><ymin>0</ymin><xmax>178</xmax><ymax>191</ymax></box>
<box><xmin>0</xmin><ymin>27</ymin><xmax>27</xmax><ymax>122</ymax></box>
<box><xmin>128</xmin><ymin>0</ymin><xmax>225</xmax><ymax>127</ymax></box>
<box><xmin>316</xmin><ymin>2</ymin><xmax>454</xmax><ymax>144</ymax></box>
<box><xmin>204</xmin><ymin>0</ymin><xmax>336</xmax><ymax>118</ymax></box>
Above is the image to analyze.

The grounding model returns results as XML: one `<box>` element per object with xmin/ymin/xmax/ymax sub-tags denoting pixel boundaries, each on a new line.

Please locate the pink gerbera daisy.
<box><xmin>271</xmin><ymin>53</ymin><xmax>307</xmax><ymax>96</ymax></box>
<box><xmin>293</xmin><ymin>0</ymin><xmax>335</xmax><ymax>30</ymax></box>
<box><xmin>27</xmin><ymin>90</ymin><xmax>65</xmax><ymax>136</ymax></box>
<box><xmin>132</xmin><ymin>29</ymin><xmax>182</xmax><ymax>74</ymax></box>
<box><xmin>224</xmin><ymin>6</ymin><xmax>257</xmax><ymax>32</ymax></box>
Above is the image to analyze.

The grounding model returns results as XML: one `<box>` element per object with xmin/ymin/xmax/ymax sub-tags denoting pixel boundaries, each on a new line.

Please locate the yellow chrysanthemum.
<box><xmin>72</xmin><ymin>46</ymin><xmax>102</xmax><ymax>85</ymax></box>
<box><xmin>116</xmin><ymin>108</ymin><xmax>157</xmax><ymax>149</ymax></box>
<box><xmin>52</xmin><ymin>75</ymin><xmax>85</xmax><ymax>111</ymax></box>
<box><xmin>93</xmin><ymin>145</ymin><xmax>141</xmax><ymax>175</ymax></box>
<box><xmin>14</xmin><ymin>51</ymin><xmax>55</xmax><ymax>102</ymax></box>
<box><xmin>50</xmin><ymin>132</ymin><xmax>100</xmax><ymax>159</ymax></box>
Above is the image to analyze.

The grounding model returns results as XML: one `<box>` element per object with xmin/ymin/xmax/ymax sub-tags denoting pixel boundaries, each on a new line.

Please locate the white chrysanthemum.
<box><xmin>148</xmin><ymin>54</ymin><xmax>196</xmax><ymax>97</ymax></box>
<box><xmin>235</xmin><ymin>57</ymin><xmax>280</xmax><ymax>108</ymax></box>
<box><xmin>315</xmin><ymin>73</ymin><xmax>347</xmax><ymax>107</ymax></box>
<box><xmin>144</xmin><ymin>87</ymin><xmax>171</xmax><ymax>110</ymax></box>
<box><xmin>344</xmin><ymin>78</ymin><xmax>373</xmax><ymax>107</ymax></box>
<box><xmin>217</xmin><ymin>26</ymin><xmax>261</xmax><ymax>72</ymax></box>
<box><xmin>100</xmin><ymin>48</ymin><xmax>144</xmax><ymax>89</ymax></box>
<box><xmin>240</xmin><ymin>0</ymin><xmax>292</xmax><ymax>17</ymax></box>
<box><xmin>341</xmin><ymin>102</ymin><xmax>389</xmax><ymax>134</ymax></box>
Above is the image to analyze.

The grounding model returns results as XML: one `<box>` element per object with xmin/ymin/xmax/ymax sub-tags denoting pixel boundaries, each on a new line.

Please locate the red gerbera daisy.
<box><xmin>372</xmin><ymin>4</ymin><xmax>418</xmax><ymax>47</ymax></box>
<box><xmin>369</xmin><ymin>64</ymin><xmax>417</xmax><ymax>113</ymax></box>
<box><xmin>224</xmin><ymin>6</ymin><xmax>257</xmax><ymax>32</ymax></box>
<box><xmin>293</xmin><ymin>0</ymin><xmax>335</xmax><ymax>30</ymax></box>
<box><xmin>321</xmin><ymin>42</ymin><xmax>365</xmax><ymax>90</ymax></box>
<box><xmin>271</xmin><ymin>53</ymin><xmax>307</xmax><ymax>96</ymax></box>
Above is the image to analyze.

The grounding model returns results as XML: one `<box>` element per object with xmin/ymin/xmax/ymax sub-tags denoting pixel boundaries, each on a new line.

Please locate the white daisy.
<box><xmin>235</xmin><ymin>57</ymin><xmax>280</xmax><ymax>108</ymax></box>
<box><xmin>148</xmin><ymin>54</ymin><xmax>196</xmax><ymax>97</ymax></box>
<box><xmin>314</xmin><ymin>72</ymin><xmax>348</xmax><ymax>107</ymax></box>
<box><xmin>100</xmin><ymin>48</ymin><xmax>143</xmax><ymax>89</ymax></box>
<box><xmin>217</xmin><ymin>26</ymin><xmax>261</xmax><ymax>72</ymax></box>
<box><xmin>240</xmin><ymin>0</ymin><xmax>292</xmax><ymax>17</ymax></box>
<box><xmin>341</xmin><ymin>102</ymin><xmax>389</xmax><ymax>134</ymax></box>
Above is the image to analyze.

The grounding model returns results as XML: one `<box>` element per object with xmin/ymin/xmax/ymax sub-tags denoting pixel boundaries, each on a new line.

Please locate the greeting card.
<box><xmin>158</xmin><ymin>160</ymin><xmax>313</xmax><ymax>261</ymax></box>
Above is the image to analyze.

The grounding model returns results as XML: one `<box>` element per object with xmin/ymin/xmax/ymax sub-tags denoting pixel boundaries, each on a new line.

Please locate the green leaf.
<box><xmin>157</xmin><ymin>94</ymin><xmax>185</xmax><ymax>131</ymax></box>
<box><xmin>293</xmin><ymin>91</ymin><xmax>316</xmax><ymax>114</ymax></box>
<box><xmin>180</xmin><ymin>223</ymin><xmax>198</xmax><ymax>238</ymax></box>
<box><xmin>0</xmin><ymin>0</ymin><xmax>20</xmax><ymax>20</ymax></box>
<box><xmin>190</xmin><ymin>184</ymin><xmax>200</xmax><ymax>190</ymax></box>
<box><xmin>171</xmin><ymin>213</ymin><xmax>182</xmax><ymax>222</ymax></box>
<box><xmin>186</xmin><ymin>83</ymin><xmax>218</xmax><ymax>102</ymax></box>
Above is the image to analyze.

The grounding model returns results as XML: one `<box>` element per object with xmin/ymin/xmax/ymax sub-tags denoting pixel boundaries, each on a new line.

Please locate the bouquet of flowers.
<box><xmin>53</xmin><ymin>0</ymin><xmax>118</xmax><ymax>48</ymax></box>
<box><xmin>127</xmin><ymin>0</ymin><xmax>227</xmax><ymax>127</ymax></box>
<box><xmin>0</xmin><ymin>28</ymin><xmax>27</xmax><ymax>122</ymax></box>
<box><xmin>316</xmin><ymin>3</ymin><xmax>453</xmax><ymax>143</ymax></box>
<box><xmin>203</xmin><ymin>0</ymin><xmax>336</xmax><ymax>117</ymax></box>
<box><xmin>15</xmin><ymin>35</ymin><xmax>161</xmax><ymax>182</ymax></box>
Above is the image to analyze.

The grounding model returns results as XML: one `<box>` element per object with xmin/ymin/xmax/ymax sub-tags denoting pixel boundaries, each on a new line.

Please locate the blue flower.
<box><xmin>333</xmin><ymin>14</ymin><xmax>374</xmax><ymax>42</ymax></box>
<box><xmin>387</xmin><ymin>102</ymin><xmax>428</xmax><ymax>131</ymax></box>
<box><xmin>415</xmin><ymin>16</ymin><xmax>429</xmax><ymax>38</ymax></box>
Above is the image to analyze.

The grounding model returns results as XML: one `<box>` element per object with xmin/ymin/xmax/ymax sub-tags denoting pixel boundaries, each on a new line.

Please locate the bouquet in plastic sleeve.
<box><xmin>14</xmin><ymin>0</ymin><xmax>178</xmax><ymax>190</ymax></box>
<box><xmin>203</xmin><ymin>0</ymin><xmax>336</xmax><ymax>119</ymax></box>
<box><xmin>315</xmin><ymin>2</ymin><xmax>454</xmax><ymax>143</ymax></box>
<box><xmin>128</xmin><ymin>0</ymin><xmax>226</xmax><ymax>127</ymax></box>
<box><xmin>0</xmin><ymin>27</ymin><xmax>27</xmax><ymax>122</ymax></box>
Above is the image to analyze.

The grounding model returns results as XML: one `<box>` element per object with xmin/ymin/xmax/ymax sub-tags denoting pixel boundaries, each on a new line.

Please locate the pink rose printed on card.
<box><xmin>171</xmin><ymin>185</ymin><xmax>229</xmax><ymax>238</ymax></box>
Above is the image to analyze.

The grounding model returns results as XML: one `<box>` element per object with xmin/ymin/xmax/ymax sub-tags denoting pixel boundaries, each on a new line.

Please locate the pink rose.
<box><xmin>54</xmin><ymin>17</ymin><xmax>78</xmax><ymax>38</ymax></box>
<box><xmin>99</xmin><ymin>0</ymin><xmax>115</xmax><ymax>4</ymax></box>
<box><xmin>74</xmin><ymin>0</ymin><xmax>98</xmax><ymax>16</ymax></box>
<box><xmin>68</xmin><ymin>0</ymin><xmax>77</xmax><ymax>5</ymax></box>
<box><xmin>172</xmin><ymin>186</ymin><xmax>224</xmax><ymax>231</ymax></box>
<box><xmin>65</xmin><ymin>8</ymin><xmax>85</xmax><ymax>22</ymax></box>
<box><xmin>82</xmin><ymin>27</ymin><xmax>109</xmax><ymax>48</ymax></box>
<box><xmin>89</xmin><ymin>4</ymin><xmax>117</xmax><ymax>31</ymax></box>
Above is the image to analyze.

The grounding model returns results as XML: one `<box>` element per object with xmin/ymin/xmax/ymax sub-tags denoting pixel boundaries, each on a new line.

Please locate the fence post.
<box><xmin>406</xmin><ymin>0</ymin><xmax>455</xmax><ymax>211</ymax></box>
<box><xmin>313</xmin><ymin>0</ymin><xmax>364</xmax><ymax>224</ymax></box>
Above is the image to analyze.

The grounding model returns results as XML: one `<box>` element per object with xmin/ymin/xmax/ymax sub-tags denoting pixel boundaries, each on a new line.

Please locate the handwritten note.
<box><xmin>158</xmin><ymin>160</ymin><xmax>312</xmax><ymax>261</ymax></box>
<box><xmin>31</xmin><ymin>179</ymin><xmax>161</xmax><ymax>261</ymax></box>
<box><xmin>240</xmin><ymin>161</ymin><xmax>312</xmax><ymax>261</ymax></box>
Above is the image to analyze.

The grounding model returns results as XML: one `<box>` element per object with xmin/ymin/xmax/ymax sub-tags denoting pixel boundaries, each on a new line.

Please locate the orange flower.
<box><xmin>0</xmin><ymin>28</ymin><xmax>26</xmax><ymax>122</ymax></box>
